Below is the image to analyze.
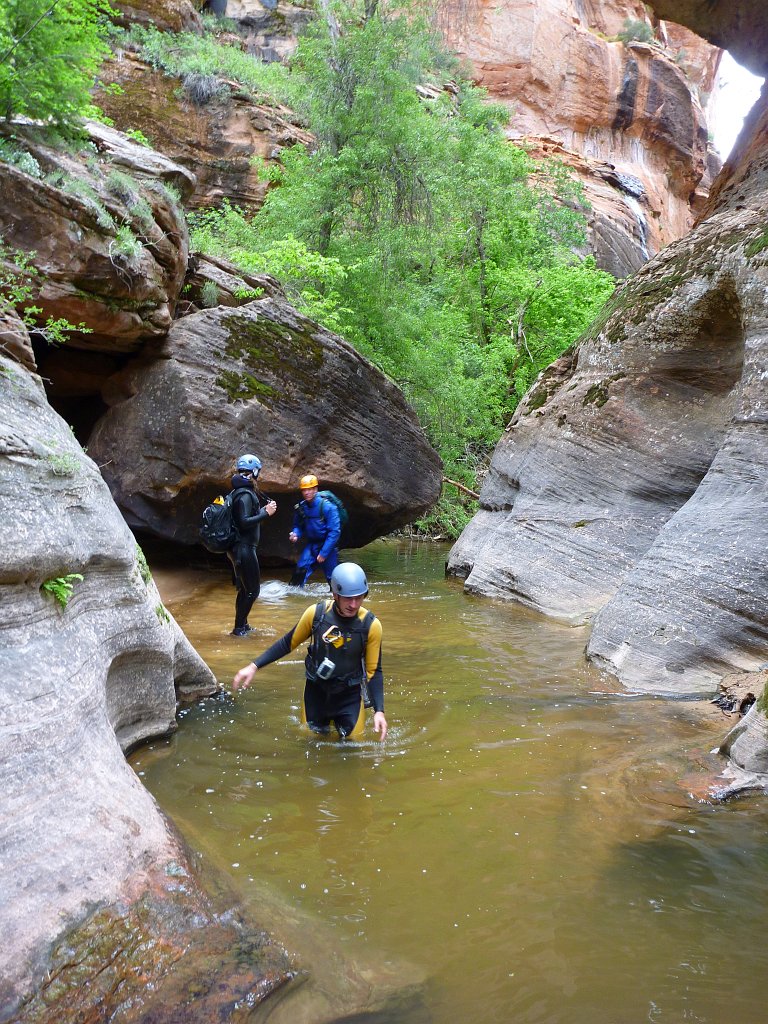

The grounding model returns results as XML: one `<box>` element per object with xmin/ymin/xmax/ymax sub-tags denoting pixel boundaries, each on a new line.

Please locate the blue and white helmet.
<box><xmin>236</xmin><ymin>453</ymin><xmax>262</xmax><ymax>474</ymax></box>
<box><xmin>331</xmin><ymin>562</ymin><xmax>369</xmax><ymax>597</ymax></box>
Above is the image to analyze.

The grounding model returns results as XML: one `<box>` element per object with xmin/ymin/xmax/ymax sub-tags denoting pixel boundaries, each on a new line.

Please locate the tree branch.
<box><xmin>442</xmin><ymin>476</ymin><xmax>480</xmax><ymax>499</ymax></box>
<box><xmin>0</xmin><ymin>0</ymin><xmax>64</xmax><ymax>65</ymax></box>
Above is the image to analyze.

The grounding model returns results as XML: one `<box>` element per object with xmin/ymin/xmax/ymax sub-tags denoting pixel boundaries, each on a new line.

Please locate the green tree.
<box><xmin>0</xmin><ymin>0</ymin><xmax>115</xmax><ymax>126</ymax></box>
<box><xmin>189</xmin><ymin>1</ymin><xmax>616</xmax><ymax>533</ymax></box>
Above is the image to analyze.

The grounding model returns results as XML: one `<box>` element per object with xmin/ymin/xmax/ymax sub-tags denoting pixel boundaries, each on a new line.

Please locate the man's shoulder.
<box><xmin>358</xmin><ymin>607</ymin><xmax>381</xmax><ymax>633</ymax></box>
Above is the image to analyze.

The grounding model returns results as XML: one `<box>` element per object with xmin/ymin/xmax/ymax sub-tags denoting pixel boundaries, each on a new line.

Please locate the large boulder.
<box><xmin>0</xmin><ymin>349</ymin><xmax>266</xmax><ymax>1013</ymax></box>
<box><xmin>86</xmin><ymin>297</ymin><xmax>443</xmax><ymax>557</ymax></box>
<box><xmin>448</xmin><ymin>76</ymin><xmax>768</xmax><ymax>696</ymax></box>
<box><xmin>0</xmin><ymin>122</ymin><xmax>193</xmax><ymax>353</ymax></box>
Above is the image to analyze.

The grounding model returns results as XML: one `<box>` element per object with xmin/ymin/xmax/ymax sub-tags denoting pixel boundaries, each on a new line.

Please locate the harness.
<box><xmin>295</xmin><ymin>496</ymin><xmax>329</xmax><ymax>525</ymax></box>
<box><xmin>305</xmin><ymin>599</ymin><xmax>375</xmax><ymax>705</ymax></box>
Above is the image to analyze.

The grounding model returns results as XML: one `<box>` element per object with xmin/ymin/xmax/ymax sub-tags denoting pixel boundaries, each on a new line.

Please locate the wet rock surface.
<box><xmin>0</xmin><ymin>353</ymin><xmax>219</xmax><ymax>1014</ymax></box>
<box><xmin>86</xmin><ymin>297</ymin><xmax>443</xmax><ymax>558</ymax></box>
<box><xmin>448</xmin><ymin>79</ymin><xmax>768</xmax><ymax>695</ymax></box>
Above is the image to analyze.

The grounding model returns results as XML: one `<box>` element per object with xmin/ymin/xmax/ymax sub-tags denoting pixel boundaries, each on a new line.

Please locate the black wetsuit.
<box><xmin>227</xmin><ymin>473</ymin><xmax>271</xmax><ymax>631</ymax></box>
<box><xmin>253</xmin><ymin>600</ymin><xmax>384</xmax><ymax>737</ymax></box>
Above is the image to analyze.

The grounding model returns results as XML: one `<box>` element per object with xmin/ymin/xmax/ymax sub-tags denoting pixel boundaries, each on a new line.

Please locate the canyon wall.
<box><xmin>448</xmin><ymin>2</ymin><xmax>768</xmax><ymax>704</ymax></box>
<box><xmin>438</xmin><ymin>0</ymin><xmax>721</xmax><ymax>277</ymax></box>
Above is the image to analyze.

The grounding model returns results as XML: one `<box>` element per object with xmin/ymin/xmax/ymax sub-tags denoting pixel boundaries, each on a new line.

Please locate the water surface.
<box><xmin>135</xmin><ymin>541</ymin><xmax>768</xmax><ymax>1023</ymax></box>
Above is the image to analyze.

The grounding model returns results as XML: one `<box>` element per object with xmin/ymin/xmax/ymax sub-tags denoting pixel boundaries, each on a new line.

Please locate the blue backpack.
<box><xmin>296</xmin><ymin>490</ymin><xmax>349</xmax><ymax>529</ymax></box>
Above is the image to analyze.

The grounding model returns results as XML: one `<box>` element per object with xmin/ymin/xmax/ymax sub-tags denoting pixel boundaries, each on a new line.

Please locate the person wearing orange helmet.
<box><xmin>288</xmin><ymin>473</ymin><xmax>341</xmax><ymax>588</ymax></box>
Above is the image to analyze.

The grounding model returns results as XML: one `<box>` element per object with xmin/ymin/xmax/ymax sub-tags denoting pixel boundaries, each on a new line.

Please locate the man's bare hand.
<box><xmin>233</xmin><ymin>663</ymin><xmax>258</xmax><ymax>690</ymax></box>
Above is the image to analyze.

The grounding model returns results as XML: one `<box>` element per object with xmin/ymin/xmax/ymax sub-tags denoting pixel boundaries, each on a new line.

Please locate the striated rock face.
<box><xmin>220</xmin><ymin>0</ymin><xmax>313</xmax><ymax>62</ymax></box>
<box><xmin>86</xmin><ymin>297</ymin><xmax>443</xmax><ymax>559</ymax></box>
<box><xmin>0</xmin><ymin>349</ymin><xmax>226</xmax><ymax>1011</ymax></box>
<box><xmin>111</xmin><ymin>0</ymin><xmax>203</xmax><ymax>33</ymax></box>
<box><xmin>0</xmin><ymin>122</ymin><xmax>192</xmax><ymax>353</ymax></box>
<box><xmin>97</xmin><ymin>51</ymin><xmax>312</xmax><ymax>211</ymax></box>
<box><xmin>438</xmin><ymin>0</ymin><xmax>720</xmax><ymax>277</ymax></box>
<box><xmin>648</xmin><ymin>0</ymin><xmax>768</xmax><ymax>77</ymax></box>
<box><xmin>448</xmin><ymin>72</ymin><xmax>768</xmax><ymax>696</ymax></box>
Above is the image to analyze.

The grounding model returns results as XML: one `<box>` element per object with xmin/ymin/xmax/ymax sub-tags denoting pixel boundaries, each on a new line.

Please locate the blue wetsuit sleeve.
<box><xmin>318</xmin><ymin>500</ymin><xmax>341</xmax><ymax>559</ymax></box>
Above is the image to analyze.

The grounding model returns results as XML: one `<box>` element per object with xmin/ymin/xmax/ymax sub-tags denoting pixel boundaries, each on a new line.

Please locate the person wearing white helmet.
<box><xmin>288</xmin><ymin>473</ymin><xmax>341</xmax><ymax>588</ymax></box>
<box><xmin>233</xmin><ymin>562</ymin><xmax>387</xmax><ymax>741</ymax></box>
<box><xmin>228</xmin><ymin>454</ymin><xmax>277</xmax><ymax>636</ymax></box>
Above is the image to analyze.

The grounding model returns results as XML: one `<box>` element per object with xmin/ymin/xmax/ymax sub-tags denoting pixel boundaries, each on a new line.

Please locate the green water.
<box><xmin>134</xmin><ymin>541</ymin><xmax>768</xmax><ymax>1023</ymax></box>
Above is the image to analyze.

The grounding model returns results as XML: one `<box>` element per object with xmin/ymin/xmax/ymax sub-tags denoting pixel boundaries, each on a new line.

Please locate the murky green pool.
<box><xmin>134</xmin><ymin>540</ymin><xmax>768</xmax><ymax>1023</ymax></box>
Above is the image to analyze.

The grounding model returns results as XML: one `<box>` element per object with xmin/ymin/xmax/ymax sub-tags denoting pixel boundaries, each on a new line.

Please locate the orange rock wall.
<box><xmin>438</xmin><ymin>0</ymin><xmax>722</xmax><ymax>274</ymax></box>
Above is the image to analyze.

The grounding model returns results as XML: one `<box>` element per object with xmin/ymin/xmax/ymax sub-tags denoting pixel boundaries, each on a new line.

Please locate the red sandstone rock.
<box><xmin>438</xmin><ymin>0</ymin><xmax>721</xmax><ymax>276</ymax></box>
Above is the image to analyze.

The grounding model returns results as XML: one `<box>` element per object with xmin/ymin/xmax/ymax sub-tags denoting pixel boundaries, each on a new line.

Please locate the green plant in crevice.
<box><xmin>0</xmin><ymin>243</ymin><xmax>91</xmax><ymax>346</ymax></box>
<box><xmin>47</xmin><ymin>451</ymin><xmax>80</xmax><ymax>476</ymax></box>
<box><xmin>155</xmin><ymin>603</ymin><xmax>171</xmax><ymax>624</ymax></box>
<box><xmin>41</xmin><ymin>573</ymin><xmax>84</xmax><ymax>609</ymax></box>
<box><xmin>110</xmin><ymin>224</ymin><xmax>144</xmax><ymax>268</ymax></box>
<box><xmin>125</xmin><ymin>127</ymin><xmax>151</xmax><ymax>147</ymax></box>
<box><xmin>616</xmin><ymin>18</ymin><xmax>654</xmax><ymax>44</ymax></box>
<box><xmin>200</xmin><ymin>280</ymin><xmax>221</xmax><ymax>308</ymax></box>
<box><xmin>0</xmin><ymin>138</ymin><xmax>42</xmax><ymax>177</ymax></box>
<box><xmin>144</xmin><ymin>177</ymin><xmax>183</xmax><ymax>209</ymax></box>
<box><xmin>135</xmin><ymin>544</ymin><xmax>152</xmax><ymax>586</ymax></box>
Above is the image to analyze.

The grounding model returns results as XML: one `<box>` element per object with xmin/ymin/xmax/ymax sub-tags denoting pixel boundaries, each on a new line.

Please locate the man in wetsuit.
<box><xmin>232</xmin><ymin>562</ymin><xmax>388</xmax><ymax>741</ymax></box>
<box><xmin>228</xmin><ymin>454</ymin><xmax>277</xmax><ymax>636</ymax></box>
<box><xmin>288</xmin><ymin>474</ymin><xmax>341</xmax><ymax>588</ymax></box>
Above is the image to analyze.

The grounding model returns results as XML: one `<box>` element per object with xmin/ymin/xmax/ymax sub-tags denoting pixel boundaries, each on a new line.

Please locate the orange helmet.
<box><xmin>300</xmin><ymin>474</ymin><xmax>319</xmax><ymax>489</ymax></box>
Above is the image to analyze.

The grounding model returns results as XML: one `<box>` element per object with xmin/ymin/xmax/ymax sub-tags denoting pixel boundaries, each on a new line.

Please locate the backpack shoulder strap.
<box><xmin>309</xmin><ymin>599</ymin><xmax>333</xmax><ymax>658</ymax></box>
<box><xmin>228</xmin><ymin>485</ymin><xmax>251</xmax><ymax>503</ymax></box>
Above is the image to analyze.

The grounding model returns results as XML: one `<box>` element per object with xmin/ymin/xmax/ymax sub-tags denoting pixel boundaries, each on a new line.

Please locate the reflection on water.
<box><xmin>133</xmin><ymin>541</ymin><xmax>768</xmax><ymax>1024</ymax></box>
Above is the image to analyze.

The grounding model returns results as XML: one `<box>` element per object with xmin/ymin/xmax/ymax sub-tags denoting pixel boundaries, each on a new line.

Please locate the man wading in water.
<box><xmin>232</xmin><ymin>563</ymin><xmax>388</xmax><ymax>741</ymax></box>
<box><xmin>288</xmin><ymin>474</ymin><xmax>341</xmax><ymax>588</ymax></box>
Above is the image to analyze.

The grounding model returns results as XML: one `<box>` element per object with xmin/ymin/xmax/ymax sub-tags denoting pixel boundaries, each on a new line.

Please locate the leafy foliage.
<box><xmin>187</xmin><ymin>3</ymin><xmax>614</xmax><ymax>535</ymax></box>
<box><xmin>41</xmin><ymin>572</ymin><xmax>84</xmax><ymax>609</ymax></box>
<box><xmin>0</xmin><ymin>0</ymin><xmax>116</xmax><ymax>127</ymax></box>
<box><xmin>0</xmin><ymin>244</ymin><xmax>91</xmax><ymax>346</ymax></box>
